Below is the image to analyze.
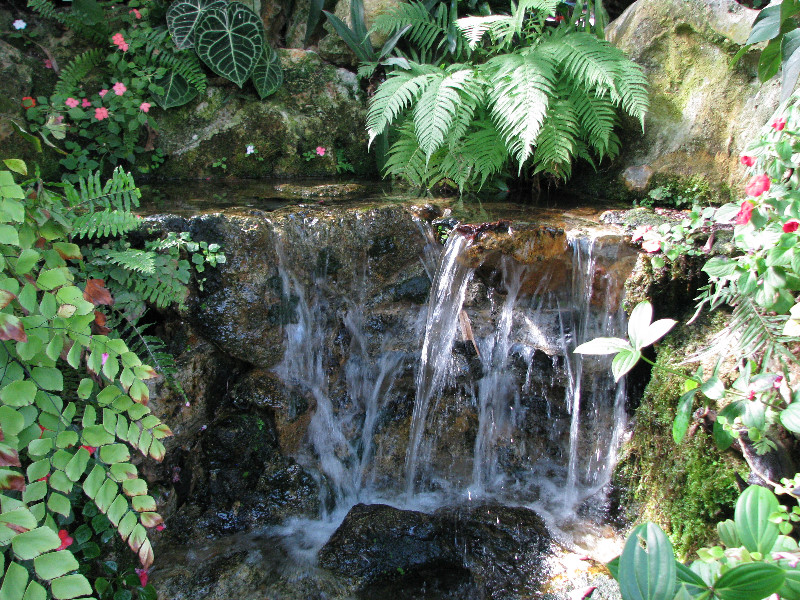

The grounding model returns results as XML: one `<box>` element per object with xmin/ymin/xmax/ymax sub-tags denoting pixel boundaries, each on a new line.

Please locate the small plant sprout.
<box><xmin>574</xmin><ymin>301</ymin><xmax>677</xmax><ymax>381</ymax></box>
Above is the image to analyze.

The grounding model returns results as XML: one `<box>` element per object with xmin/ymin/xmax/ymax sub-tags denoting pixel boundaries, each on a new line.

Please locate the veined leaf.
<box><xmin>152</xmin><ymin>71</ymin><xmax>199</xmax><ymax>110</ymax></box>
<box><xmin>166</xmin><ymin>0</ymin><xmax>227</xmax><ymax>50</ymax></box>
<box><xmin>574</xmin><ymin>337</ymin><xmax>631</xmax><ymax>355</ymax></box>
<box><xmin>251</xmin><ymin>46</ymin><xmax>283</xmax><ymax>99</ymax></box>
<box><xmin>618</xmin><ymin>523</ymin><xmax>676</xmax><ymax>600</ymax></box>
<box><xmin>195</xmin><ymin>3</ymin><xmax>264</xmax><ymax>88</ymax></box>
<box><xmin>714</xmin><ymin>562</ymin><xmax>784</xmax><ymax>600</ymax></box>
<box><xmin>735</xmin><ymin>485</ymin><xmax>780</xmax><ymax>555</ymax></box>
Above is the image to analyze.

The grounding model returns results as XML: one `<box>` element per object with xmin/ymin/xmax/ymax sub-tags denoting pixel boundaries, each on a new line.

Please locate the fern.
<box><xmin>439</xmin><ymin>119</ymin><xmax>507</xmax><ymax>191</ymax></box>
<box><xmin>374</xmin><ymin>0</ymin><xmax>468</xmax><ymax>60</ymax></box>
<box><xmin>65</xmin><ymin>167</ymin><xmax>142</xmax><ymax>213</ymax></box>
<box><xmin>367</xmin><ymin>65</ymin><xmax>440</xmax><ymax>145</ymax></box>
<box><xmin>541</xmin><ymin>31</ymin><xmax>618</xmax><ymax>95</ymax></box>
<box><xmin>383</xmin><ymin>120</ymin><xmax>445</xmax><ymax>189</ymax></box>
<box><xmin>531</xmin><ymin>93</ymin><xmax>580</xmax><ymax>177</ymax></box>
<box><xmin>72</xmin><ymin>210</ymin><xmax>142</xmax><ymax>239</ymax></box>
<box><xmin>569</xmin><ymin>84</ymin><xmax>618</xmax><ymax>159</ymax></box>
<box><xmin>28</xmin><ymin>0</ymin><xmax>109</xmax><ymax>43</ymax></box>
<box><xmin>103</xmin><ymin>249</ymin><xmax>157</xmax><ymax>275</ymax></box>
<box><xmin>53</xmin><ymin>49</ymin><xmax>106</xmax><ymax>97</ymax></box>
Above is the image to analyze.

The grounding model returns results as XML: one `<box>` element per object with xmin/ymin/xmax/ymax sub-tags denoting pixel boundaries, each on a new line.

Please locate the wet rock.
<box><xmin>319</xmin><ymin>502</ymin><xmax>551</xmax><ymax>597</ymax></box>
<box><xmin>622</xmin><ymin>165</ymin><xmax>654</xmax><ymax>192</ymax></box>
<box><xmin>273</xmin><ymin>182</ymin><xmax>368</xmax><ymax>198</ymax></box>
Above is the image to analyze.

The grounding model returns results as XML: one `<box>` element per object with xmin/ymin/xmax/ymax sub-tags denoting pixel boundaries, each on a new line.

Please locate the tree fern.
<box><xmin>53</xmin><ymin>49</ymin><xmax>106</xmax><ymax>97</ymax></box>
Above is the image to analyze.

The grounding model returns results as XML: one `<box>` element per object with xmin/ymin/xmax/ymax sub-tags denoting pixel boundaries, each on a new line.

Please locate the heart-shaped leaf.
<box><xmin>166</xmin><ymin>0</ymin><xmax>227</xmax><ymax>50</ymax></box>
<box><xmin>195</xmin><ymin>3</ymin><xmax>264</xmax><ymax>88</ymax></box>
<box><xmin>251</xmin><ymin>46</ymin><xmax>283</xmax><ymax>99</ymax></box>
<box><xmin>152</xmin><ymin>71</ymin><xmax>200</xmax><ymax>109</ymax></box>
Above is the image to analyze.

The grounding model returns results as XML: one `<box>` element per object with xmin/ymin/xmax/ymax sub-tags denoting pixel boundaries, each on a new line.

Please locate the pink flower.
<box><xmin>156</xmin><ymin>523</ymin><xmax>166</xmax><ymax>532</ymax></box>
<box><xmin>57</xmin><ymin>530</ymin><xmax>73</xmax><ymax>551</ymax></box>
<box><xmin>630</xmin><ymin>225</ymin><xmax>653</xmax><ymax>242</ymax></box>
<box><xmin>745</xmin><ymin>173</ymin><xmax>770</xmax><ymax>197</ymax></box>
<box><xmin>112</xmin><ymin>33</ymin><xmax>128</xmax><ymax>51</ymax></box>
<box><xmin>641</xmin><ymin>238</ymin><xmax>661</xmax><ymax>253</ymax></box>
<box><xmin>129</xmin><ymin>8</ymin><xmax>142</xmax><ymax>18</ymax></box>
<box><xmin>43</xmin><ymin>59</ymin><xmax>52</xmax><ymax>69</ymax></box>
<box><xmin>735</xmin><ymin>201</ymin><xmax>754</xmax><ymax>225</ymax></box>
<box><xmin>740</xmin><ymin>155</ymin><xmax>755</xmax><ymax>167</ymax></box>
<box><xmin>81</xmin><ymin>98</ymin><xmax>91</xmax><ymax>108</ymax></box>
<box><xmin>101</xmin><ymin>352</ymin><xmax>109</xmax><ymax>365</ymax></box>
<box><xmin>139</xmin><ymin>102</ymin><xmax>151</xmax><ymax>113</ymax></box>
<box><xmin>65</xmin><ymin>97</ymin><xmax>79</xmax><ymax>108</ymax></box>
<box><xmin>54</xmin><ymin>115</ymin><xmax>64</xmax><ymax>124</ymax></box>
<box><xmin>772</xmin><ymin>117</ymin><xmax>787</xmax><ymax>131</ymax></box>
<box><xmin>784</xmin><ymin>219</ymin><xmax>800</xmax><ymax>233</ymax></box>
<box><xmin>94</xmin><ymin>107</ymin><xmax>109</xmax><ymax>121</ymax></box>
<box><xmin>135</xmin><ymin>568</ymin><xmax>149</xmax><ymax>587</ymax></box>
<box><xmin>316</xmin><ymin>146</ymin><xmax>326</xmax><ymax>156</ymax></box>
<box><xmin>112</xmin><ymin>82</ymin><xmax>127</xmax><ymax>96</ymax></box>
<box><xmin>99</xmin><ymin>89</ymin><xmax>108</xmax><ymax>97</ymax></box>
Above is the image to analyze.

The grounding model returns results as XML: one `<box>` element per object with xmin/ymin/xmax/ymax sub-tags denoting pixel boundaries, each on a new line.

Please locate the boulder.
<box><xmin>155</xmin><ymin>50</ymin><xmax>375</xmax><ymax>179</ymax></box>
<box><xmin>572</xmin><ymin>0</ymin><xmax>782</xmax><ymax>202</ymax></box>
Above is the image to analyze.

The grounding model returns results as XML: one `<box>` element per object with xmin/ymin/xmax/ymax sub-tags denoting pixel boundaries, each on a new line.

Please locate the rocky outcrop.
<box><xmin>572</xmin><ymin>0</ymin><xmax>782</xmax><ymax>202</ymax></box>
<box><xmin>318</xmin><ymin>502</ymin><xmax>551</xmax><ymax>597</ymax></box>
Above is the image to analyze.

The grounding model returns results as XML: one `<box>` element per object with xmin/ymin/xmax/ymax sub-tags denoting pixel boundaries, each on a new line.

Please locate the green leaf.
<box><xmin>1</xmin><ymin>561</ymin><xmax>29</xmax><ymax>600</ymax></box>
<box><xmin>30</xmin><ymin>367</ymin><xmax>63</xmax><ymax>392</ymax></box>
<box><xmin>65</xmin><ymin>447</ymin><xmax>90</xmax><ymax>482</ymax></box>
<box><xmin>714</xmin><ymin>562</ymin><xmax>784</xmax><ymax>600</ymax></box>
<box><xmin>15</xmin><ymin>250</ymin><xmax>40</xmax><ymax>275</ymax></box>
<box><xmin>747</xmin><ymin>5</ymin><xmax>782</xmax><ymax>44</ymax></box>
<box><xmin>3</xmin><ymin>160</ymin><xmax>26</xmax><ymax>176</ymax></box>
<box><xmin>50</xmin><ymin>574</ymin><xmax>93</xmax><ymax>599</ymax></box>
<box><xmin>151</xmin><ymin>71</ymin><xmax>199</xmax><ymax>110</ymax></box>
<box><xmin>758</xmin><ymin>36</ymin><xmax>783</xmax><ymax>82</ymax></box>
<box><xmin>782</xmin><ymin>403</ymin><xmax>800</xmax><ymax>433</ymax></box>
<box><xmin>34</xmin><ymin>550</ymin><xmax>79</xmax><ymax>581</ymax></box>
<box><xmin>0</xmin><ymin>224</ymin><xmax>20</xmax><ymax>246</ymax></box>
<box><xmin>735</xmin><ymin>485</ymin><xmax>780</xmax><ymax>554</ymax></box>
<box><xmin>627</xmin><ymin>301</ymin><xmax>654</xmax><ymax>349</ymax></box>
<box><xmin>700</xmin><ymin>376</ymin><xmax>725</xmax><ymax>400</ymax></box>
<box><xmin>1</xmin><ymin>380</ymin><xmax>37</xmax><ymax>407</ymax></box>
<box><xmin>251</xmin><ymin>46</ymin><xmax>283</xmax><ymax>99</ymax></box>
<box><xmin>611</xmin><ymin>349</ymin><xmax>641</xmax><ymax>381</ymax></box>
<box><xmin>11</xmin><ymin>526</ymin><xmax>61</xmax><ymax>560</ymax></box>
<box><xmin>672</xmin><ymin>388</ymin><xmax>698</xmax><ymax>444</ymax></box>
<box><xmin>717</xmin><ymin>519</ymin><xmax>740</xmax><ymax>548</ymax></box>
<box><xmin>22</xmin><ymin>580</ymin><xmax>47</xmax><ymax>600</ymax></box>
<box><xmin>574</xmin><ymin>337</ymin><xmax>631</xmax><ymax>355</ymax></box>
<box><xmin>166</xmin><ymin>0</ymin><xmax>227</xmax><ymax>50</ymax></box>
<box><xmin>618</xmin><ymin>523</ymin><xmax>676</xmax><ymax>600</ymax></box>
<box><xmin>782</xmin><ymin>30</ymin><xmax>800</xmax><ymax>101</ymax></box>
<box><xmin>36</xmin><ymin>268</ymin><xmax>68</xmax><ymax>291</ymax></box>
<box><xmin>675</xmin><ymin>562</ymin><xmax>709</xmax><ymax>597</ymax></box>
<box><xmin>47</xmin><ymin>492</ymin><xmax>72</xmax><ymax>517</ymax></box>
<box><xmin>99</xmin><ymin>444</ymin><xmax>130</xmax><ymax>464</ymax></box>
<box><xmin>194</xmin><ymin>2</ymin><xmax>264</xmax><ymax>87</ymax></box>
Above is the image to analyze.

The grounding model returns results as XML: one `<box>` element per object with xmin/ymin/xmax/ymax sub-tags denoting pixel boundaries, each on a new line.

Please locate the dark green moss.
<box><xmin>615</xmin><ymin>313</ymin><xmax>748</xmax><ymax>558</ymax></box>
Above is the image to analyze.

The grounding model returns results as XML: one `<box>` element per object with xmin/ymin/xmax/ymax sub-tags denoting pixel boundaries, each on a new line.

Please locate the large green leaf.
<box><xmin>152</xmin><ymin>71</ymin><xmax>200</xmax><ymax>110</ymax></box>
<box><xmin>166</xmin><ymin>0</ymin><xmax>227</xmax><ymax>50</ymax></box>
<box><xmin>714</xmin><ymin>562</ymin><xmax>784</xmax><ymax>600</ymax></box>
<box><xmin>781</xmin><ymin>30</ymin><xmax>800</xmax><ymax>102</ymax></box>
<box><xmin>618</xmin><ymin>523</ymin><xmax>676</xmax><ymax>600</ymax></box>
<box><xmin>747</xmin><ymin>5</ymin><xmax>782</xmax><ymax>44</ymax></box>
<box><xmin>34</xmin><ymin>551</ymin><xmax>79</xmax><ymax>580</ymax></box>
<box><xmin>251</xmin><ymin>46</ymin><xmax>283</xmax><ymax>99</ymax></box>
<box><xmin>734</xmin><ymin>485</ymin><xmax>780</xmax><ymax>554</ymax></box>
<box><xmin>195</xmin><ymin>3</ymin><xmax>264</xmax><ymax>88</ymax></box>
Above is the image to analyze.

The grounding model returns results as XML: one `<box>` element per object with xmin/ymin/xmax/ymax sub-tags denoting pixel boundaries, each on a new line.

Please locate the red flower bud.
<box><xmin>735</xmin><ymin>201</ymin><xmax>754</xmax><ymax>225</ymax></box>
<box><xmin>740</xmin><ymin>155</ymin><xmax>755</xmax><ymax>167</ymax></box>
<box><xmin>772</xmin><ymin>117</ymin><xmax>787</xmax><ymax>131</ymax></box>
<box><xmin>21</xmin><ymin>97</ymin><xmax>35</xmax><ymax>110</ymax></box>
<box><xmin>784</xmin><ymin>219</ymin><xmax>800</xmax><ymax>233</ymax></box>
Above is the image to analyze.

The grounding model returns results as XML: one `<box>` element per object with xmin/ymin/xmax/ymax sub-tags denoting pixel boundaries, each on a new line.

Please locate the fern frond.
<box><xmin>367</xmin><ymin>65</ymin><xmax>439</xmax><ymax>144</ymax></box>
<box><xmin>440</xmin><ymin>119</ymin><xmax>507</xmax><ymax>191</ymax></box>
<box><xmin>383</xmin><ymin>120</ymin><xmax>443</xmax><ymax>189</ymax></box>
<box><xmin>568</xmin><ymin>85</ymin><xmax>618</xmax><ymax>159</ymax></box>
<box><xmin>72</xmin><ymin>210</ymin><xmax>141</xmax><ymax>239</ymax></box>
<box><xmin>609</xmin><ymin>54</ymin><xmax>650</xmax><ymax>129</ymax></box>
<box><xmin>541</xmin><ymin>32</ymin><xmax>618</xmax><ymax>95</ymax></box>
<box><xmin>456</xmin><ymin>15</ymin><xmax>513</xmax><ymax>50</ymax></box>
<box><xmin>28</xmin><ymin>0</ymin><xmax>109</xmax><ymax>42</ymax></box>
<box><xmin>373</xmin><ymin>0</ymin><xmax>466</xmax><ymax>57</ymax></box>
<box><xmin>532</xmin><ymin>95</ymin><xmax>580</xmax><ymax>178</ymax></box>
<box><xmin>66</xmin><ymin>167</ymin><xmax>141</xmax><ymax>213</ymax></box>
<box><xmin>102</xmin><ymin>250</ymin><xmax>157</xmax><ymax>275</ymax></box>
<box><xmin>54</xmin><ymin>49</ymin><xmax>105</xmax><ymax>97</ymax></box>
<box><xmin>413</xmin><ymin>67</ymin><xmax>479</xmax><ymax>160</ymax></box>
<box><xmin>484</xmin><ymin>50</ymin><xmax>557</xmax><ymax>165</ymax></box>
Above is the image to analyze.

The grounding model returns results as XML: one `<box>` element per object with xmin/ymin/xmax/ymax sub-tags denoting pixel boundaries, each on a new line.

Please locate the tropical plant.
<box><xmin>609</xmin><ymin>485</ymin><xmax>800</xmax><ymax>600</ymax></box>
<box><xmin>166</xmin><ymin>0</ymin><xmax>283</xmax><ymax>96</ymax></box>
<box><xmin>0</xmin><ymin>158</ymin><xmax>222</xmax><ymax>600</ymax></box>
<box><xmin>365</xmin><ymin>0</ymin><xmax>648</xmax><ymax>192</ymax></box>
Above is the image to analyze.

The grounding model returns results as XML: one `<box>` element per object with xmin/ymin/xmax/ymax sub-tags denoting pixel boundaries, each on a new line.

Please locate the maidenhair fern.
<box><xmin>367</xmin><ymin>0</ymin><xmax>648</xmax><ymax>192</ymax></box>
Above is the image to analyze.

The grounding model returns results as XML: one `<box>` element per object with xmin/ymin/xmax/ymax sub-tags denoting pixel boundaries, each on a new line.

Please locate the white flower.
<box><xmin>245</xmin><ymin>145</ymin><xmax>255</xmax><ymax>155</ymax></box>
<box><xmin>13</xmin><ymin>19</ymin><xmax>26</xmax><ymax>30</ymax></box>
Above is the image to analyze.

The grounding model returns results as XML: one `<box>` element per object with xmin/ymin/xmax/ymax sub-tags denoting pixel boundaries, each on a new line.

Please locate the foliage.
<box><xmin>734</xmin><ymin>0</ymin><xmax>800</xmax><ymax>102</ymax></box>
<box><xmin>0</xmin><ymin>159</ymin><xmax>222</xmax><ymax>600</ymax></box>
<box><xmin>365</xmin><ymin>0</ymin><xmax>648</xmax><ymax>192</ymax></box>
<box><xmin>166</xmin><ymin>0</ymin><xmax>283</xmax><ymax>96</ymax></box>
<box><xmin>610</xmin><ymin>486</ymin><xmax>800</xmax><ymax>600</ymax></box>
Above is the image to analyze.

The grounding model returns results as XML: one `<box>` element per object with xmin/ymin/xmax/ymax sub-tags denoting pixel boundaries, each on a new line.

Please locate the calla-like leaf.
<box><xmin>618</xmin><ymin>523</ymin><xmax>676</xmax><ymax>600</ymax></box>
<box><xmin>714</xmin><ymin>562</ymin><xmax>784</xmax><ymax>600</ymax></box>
<box><xmin>637</xmin><ymin>318</ymin><xmax>676</xmax><ymax>350</ymax></box>
<box><xmin>251</xmin><ymin>46</ymin><xmax>283</xmax><ymax>99</ymax></box>
<box><xmin>612</xmin><ymin>349</ymin><xmax>641</xmax><ymax>381</ymax></box>
<box><xmin>152</xmin><ymin>71</ymin><xmax>200</xmax><ymax>110</ymax></box>
<box><xmin>735</xmin><ymin>485</ymin><xmax>780</xmax><ymax>555</ymax></box>
<box><xmin>574</xmin><ymin>337</ymin><xmax>631</xmax><ymax>355</ymax></box>
<box><xmin>166</xmin><ymin>0</ymin><xmax>227</xmax><ymax>50</ymax></box>
<box><xmin>627</xmin><ymin>301</ymin><xmax>653</xmax><ymax>349</ymax></box>
<box><xmin>195</xmin><ymin>3</ymin><xmax>264</xmax><ymax>88</ymax></box>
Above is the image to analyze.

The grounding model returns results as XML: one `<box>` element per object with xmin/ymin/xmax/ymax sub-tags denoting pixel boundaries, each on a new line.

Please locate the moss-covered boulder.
<box><xmin>571</xmin><ymin>0</ymin><xmax>781</xmax><ymax>203</ymax></box>
<box><xmin>155</xmin><ymin>49</ymin><xmax>374</xmax><ymax>179</ymax></box>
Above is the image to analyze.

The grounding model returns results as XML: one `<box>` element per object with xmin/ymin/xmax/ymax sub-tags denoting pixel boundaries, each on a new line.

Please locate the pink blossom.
<box><xmin>57</xmin><ymin>530</ymin><xmax>73</xmax><ymax>551</ymax></box>
<box><xmin>735</xmin><ymin>201</ymin><xmax>754</xmax><ymax>225</ymax></box>
<box><xmin>43</xmin><ymin>59</ymin><xmax>52</xmax><ymax>69</ymax></box>
<box><xmin>112</xmin><ymin>33</ymin><xmax>129</xmax><ymax>52</ymax></box>
<box><xmin>740</xmin><ymin>155</ymin><xmax>755</xmax><ymax>167</ymax></box>
<box><xmin>139</xmin><ymin>102</ymin><xmax>151</xmax><ymax>113</ymax></box>
<box><xmin>101</xmin><ymin>352</ymin><xmax>109</xmax><ymax>365</ymax></box>
<box><xmin>65</xmin><ymin>97</ymin><xmax>79</xmax><ymax>108</ymax></box>
<box><xmin>81</xmin><ymin>98</ymin><xmax>91</xmax><ymax>108</ymax></box>
<box><xmin>94</xmin><ymin>107</ymin><xmax>109</xmax><ymax>121</ymax></box>
<box><xmin>783</xmin><ymin>219</ymin><xmax>800</xmax><ymax>233</ymax></box>
<box><xmin>99</xmin><ymin>89</ymin><xmax>108</xmax><ymax>97</ymax></box>
<box><xmin>54</xmin><ymin>115</ymin><xmax>64</xmax><ymax>124</ymax></box>
<box><xmin>772</xmin><ymin>117</ymin><xmax>787</xmax><ymax>131</ymax></box>
<box><xmin>129</xmin><ymin>8</ymin><xmax>142</xmax><ymax>18</ymax></box>
<box><xmin>156</xmin><ymin>523</ymin><xmax>166</xmax><ymax>532</ymax></box>
<box><xmin>745</xmin><ymin>173</ymin><xmax>771</xmax><ymax>197</ymax></box>
<box><xmin>316</xmin><ymin>146</ymin><xmax>326</xmax><ymax>156</ymax></box>
<box><xmin>641</xmin><ymin>238</ymin><xmax>661</xmax><ymax>253</ymax></box>
<box><xmin>630</xmin><ymin>225</ymin><xmax>653</xmax><ymax>242</ymax></box>
<box><xmin>112</xmin><ymin>82</ymin><xmax>127</xmax><ymax>96</ymax></box>
<box><xmin>135</xmin><ymin>568</ymin><xmax>149</xmax><ymax>587</ymax></box>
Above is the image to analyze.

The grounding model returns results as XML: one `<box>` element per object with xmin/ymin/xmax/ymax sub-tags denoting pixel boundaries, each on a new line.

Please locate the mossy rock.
<box><xmin>615</xmin><ymin>312</ymin><xmax>748</xmax><ymax>558</ymax></box>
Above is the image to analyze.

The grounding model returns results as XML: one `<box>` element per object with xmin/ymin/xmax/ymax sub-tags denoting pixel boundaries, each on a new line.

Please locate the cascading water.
<box><xmin>270</xmin><ymin>216</ymin><xmax>635</xmax><ymax>524</ymax></box>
